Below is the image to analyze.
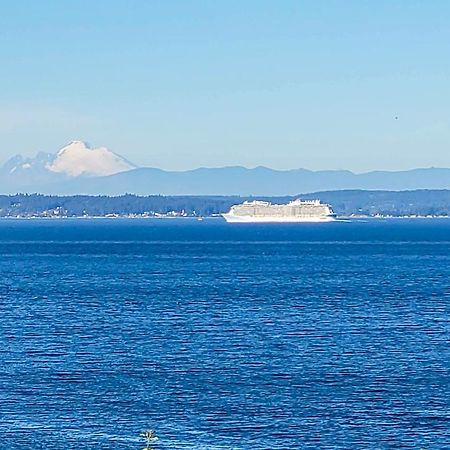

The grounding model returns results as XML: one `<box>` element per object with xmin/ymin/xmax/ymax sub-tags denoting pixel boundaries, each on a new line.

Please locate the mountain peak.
<box><xmin>57</xmin><ymin>140</ymin><xmax>91</xmax><ymax>154</ymax></box>
<box><xmin>47</xmin><ymin>141</ymin><xmax>135</xmax><ymax>177</ymax></box>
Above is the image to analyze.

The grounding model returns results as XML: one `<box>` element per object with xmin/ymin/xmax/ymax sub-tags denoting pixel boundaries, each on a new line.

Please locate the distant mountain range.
<box><xmin>2</xmin><ymin>141</ymin><xmax>450</xmax><ymax>195</ymax></box>
<box><xmin>1</xmin><ymin>141</ymin><xmax>135</xmax><ymax>193</ymax></box>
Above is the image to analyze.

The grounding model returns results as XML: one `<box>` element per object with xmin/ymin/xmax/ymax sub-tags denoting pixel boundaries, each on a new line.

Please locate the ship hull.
<box><xmin>222</xmin><ymin>213</ymin><xmax>336</xmax><ymax>223</ymax></box>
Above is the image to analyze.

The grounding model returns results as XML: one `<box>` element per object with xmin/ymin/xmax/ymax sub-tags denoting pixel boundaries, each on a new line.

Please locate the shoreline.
<box><xmin>1</xmin><ymin>215</ymin><xmax>450</xmax><ymax>220</ymax></box>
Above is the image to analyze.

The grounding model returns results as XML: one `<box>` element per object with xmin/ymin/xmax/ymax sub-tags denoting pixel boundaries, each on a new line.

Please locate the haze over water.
<box><xmin>1</xmin><ymin>218</ymin><xmax>450</xmax><ymax>449</ymax></box>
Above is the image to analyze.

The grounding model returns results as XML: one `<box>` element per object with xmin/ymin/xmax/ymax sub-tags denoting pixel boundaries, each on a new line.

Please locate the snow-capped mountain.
<box><xmin>3</xmin><ymin>141</ymin><xmax>450</xmax><ymax>195</ymax></box>
<box><xmin>46</xmin><ymin>141</ymin><xmax>135</xmax><ymax>177</ymax></box>
<box><xmin>0</xmin><ymin>141</ymin><xmax>136</xmax><ymax>193</ymax></box>
<box><xmin>4</xmin><ymin>140</ymin><xmax>135</xmax><ymax>178</ymax></box>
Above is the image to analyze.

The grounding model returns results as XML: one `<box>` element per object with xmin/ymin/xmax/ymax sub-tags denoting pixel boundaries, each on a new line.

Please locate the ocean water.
<box><xmin>1</xmin><ymin>218</ymin><xmax>450</xmax><ymax>449</ymax></box>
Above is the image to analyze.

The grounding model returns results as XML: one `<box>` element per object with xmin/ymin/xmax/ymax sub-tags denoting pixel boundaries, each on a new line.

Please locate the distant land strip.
<box><xmin>2</xmin><ymin>190</ymin><xmax>450</xmax><ymax>218</ymax></box>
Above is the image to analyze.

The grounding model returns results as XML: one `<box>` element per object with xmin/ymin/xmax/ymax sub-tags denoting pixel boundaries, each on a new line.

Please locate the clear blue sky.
<box><xmin>1</xmin><ymin>0</ymin><xmax>449</xmax><ymax>171</ymax></box>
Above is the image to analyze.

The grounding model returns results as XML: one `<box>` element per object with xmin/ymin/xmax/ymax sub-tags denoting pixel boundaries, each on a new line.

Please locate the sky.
<box><xmin>1</xmin><ymin>0</ymin><xmax>449</xmax><ymax>172</ymax></box>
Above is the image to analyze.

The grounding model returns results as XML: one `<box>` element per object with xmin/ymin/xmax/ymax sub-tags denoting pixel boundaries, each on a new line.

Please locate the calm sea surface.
<box><xmin>1</xmin><ymin>218</ymin><xmax>450</xmax><ymax>449</ymax></box>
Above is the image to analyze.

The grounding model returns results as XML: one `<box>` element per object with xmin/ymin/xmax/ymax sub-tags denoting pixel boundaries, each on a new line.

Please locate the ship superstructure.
<box><xmin>222</xmin><ymin>199</ymin><xmax>336</xmax><ymax>223</ymax></box>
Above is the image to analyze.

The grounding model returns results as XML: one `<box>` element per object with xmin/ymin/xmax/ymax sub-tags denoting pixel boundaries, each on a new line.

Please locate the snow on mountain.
<box><xmin>0</xmin><ymin>141</ymin><xmax>137</xmax><ymax>193</ymax></box>
<box><xmin>1</xmin><ymin>140</ymin><xmax>135</xmax><ymax>181</ymax></box>
<box><xmin>3</xmin><ymin>140</ymin><xmax>450</xmax><ymax>195</ymax></box>
<box><xmin>2</xmin><ymin>152</ymin><xmax>52</xmax><ymax>174</ymax></box>
<box><xmin>46</xmin><ymin>141</ymin><xmax>135</xmax><ymax>177</ymax></box>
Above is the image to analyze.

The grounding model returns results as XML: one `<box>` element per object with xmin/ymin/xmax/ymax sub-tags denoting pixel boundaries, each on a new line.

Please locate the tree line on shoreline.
<box><xmin>1</xmin><ymin>190</ymin><xmax>450</xmax><ymax>218</ymax></box>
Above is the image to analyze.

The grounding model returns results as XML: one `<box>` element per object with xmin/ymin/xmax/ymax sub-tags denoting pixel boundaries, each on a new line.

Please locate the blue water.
<box><xmin>1</xmin><ymin>218</ymin><xmax>450</xmax><ymax>449</ymax></box>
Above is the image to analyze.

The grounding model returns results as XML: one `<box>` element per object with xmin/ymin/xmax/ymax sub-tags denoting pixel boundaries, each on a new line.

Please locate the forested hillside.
<box><xmin>1</xmin><ymin>190</ymin><xmax>450</xmax><ymax>218</ymax></box>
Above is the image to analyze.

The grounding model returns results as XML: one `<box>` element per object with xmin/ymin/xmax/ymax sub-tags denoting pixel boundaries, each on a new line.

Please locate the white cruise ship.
<box><xmin>222</xmin><ymin>199</ymin><xmax>336</xmax><ymax>223</ymax></box>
